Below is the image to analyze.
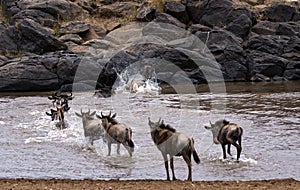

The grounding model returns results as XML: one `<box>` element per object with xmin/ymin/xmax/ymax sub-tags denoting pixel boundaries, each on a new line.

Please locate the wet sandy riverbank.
<box><xmin>0</xmin><ymin>178</ymin><xmax>299</xmax><ymax>190</ymax></box>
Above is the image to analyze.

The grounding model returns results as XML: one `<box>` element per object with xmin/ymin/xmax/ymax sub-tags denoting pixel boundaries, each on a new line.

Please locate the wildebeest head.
<box><xmin>96</xmin><ymin>111</ymin><xmax>118</xmax><ymax>125</ymax></box>
<box><xmin>48</xmin><ymin>92</ymin><xmax>72</xmax><ymax>112</ymax></box>
<box><xmin>148</xmin><ymin>117</ymin><xmax>163</xmax><ymax>131</ymax></box>
<box><xmin>204</xmin><ymin>119</ymin><xmax>230</xmax><ymax>144</ymax></box>
<box><xmin>75</xmin><ymin>109</ymin><xmax>96</xmax><ymax>121</ymax></box>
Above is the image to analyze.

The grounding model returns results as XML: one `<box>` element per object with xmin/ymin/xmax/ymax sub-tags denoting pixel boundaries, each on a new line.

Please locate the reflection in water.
<box><xmin>0</xmin><ymin>81</ymin><xmax>299</xmax><ymax>181</ymax></box>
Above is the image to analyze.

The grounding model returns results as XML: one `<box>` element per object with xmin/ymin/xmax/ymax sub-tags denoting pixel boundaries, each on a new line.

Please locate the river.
<box><xmin>0</xmin><ymin>81</ymin><xmax>299</xmax><ymax>181</ymax></box>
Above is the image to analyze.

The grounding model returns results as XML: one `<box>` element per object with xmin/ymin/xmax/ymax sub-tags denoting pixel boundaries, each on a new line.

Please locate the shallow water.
<box><xmin>0</xmin><ymin>81</ymin><xmax>299</xmax><ymax>181</ymax></box>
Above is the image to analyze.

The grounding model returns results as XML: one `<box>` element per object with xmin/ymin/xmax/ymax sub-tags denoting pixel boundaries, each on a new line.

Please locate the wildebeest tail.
<box><xmin>127</xmin><ymin>139</ymin><xmax>135</xmax><ymax>148</ymax></box>
<box><xmin>126</xmin><ymin>128</ymin><xmax>134</xmax><ymax>148</ymax></box>
<box><xmin>190</xmin><ymin>138</ymin><xmax>200</xmax><ymax>164</ymax></box>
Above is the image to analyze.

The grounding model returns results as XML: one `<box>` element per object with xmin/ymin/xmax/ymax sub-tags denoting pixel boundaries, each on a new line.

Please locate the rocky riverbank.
<box><xmin>0</xmin><ymin>0</ymin><xmax>299</xmax><ymax>92</ymax></box>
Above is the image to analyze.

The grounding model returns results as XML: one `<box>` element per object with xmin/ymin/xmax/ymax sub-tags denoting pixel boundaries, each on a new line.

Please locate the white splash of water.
<box><xmin>218</xmin><ymin>154</ymin><xmax>258</xmax><ymax>165</ymax></box>
<box><xmin>0</xmin><ymin>121</ymin><xmax>5</xmax><ymax>125</ymax></box>
<box><xmin>112</xmin><ymin>65</ymin><xmax>161</xmax><ymax>94</ymax></box>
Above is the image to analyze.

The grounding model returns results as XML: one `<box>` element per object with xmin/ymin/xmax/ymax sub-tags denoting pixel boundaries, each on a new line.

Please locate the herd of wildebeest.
<box><xmin>45</xmin><ymin>92</ymin><xmax>243</xmax><ymax>181</ymax></box>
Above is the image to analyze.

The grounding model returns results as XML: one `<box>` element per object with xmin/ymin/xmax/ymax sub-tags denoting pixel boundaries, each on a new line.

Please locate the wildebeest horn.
<box><xmin>108</xmin><ymin>111</ymin><xmax>111</xmax><ymax>117</ymax></box>
<box><xmin>209</xmin><ymin>120</ymin><xmax>213</xmax><ymax>126</ymax></box>
<box><xmin>101</xmin><ymin>112</ymin><xmax>104</xmax><ymax>117</ymax></box>
<box><xmin>158</xmin><ymin>117</ymin><xmax>161</xmax><ymax>124</ymax></box>
<box><xmin>88</xmin><ymin>109</ymin><xmax>90</xmax><ymax>115</ymax></box>
<box><xmin>80</xmin><ymin>108</ymin><xmax>83</xmax><ymax>114</ymax></box>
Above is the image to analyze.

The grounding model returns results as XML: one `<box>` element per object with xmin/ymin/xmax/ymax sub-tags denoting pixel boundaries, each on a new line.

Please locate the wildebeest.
<box><xmin>204</xmin><ymin>119</ymin><xmax>243</xmax><ymax>161</ymax></box>
<box><xmin>97</xmin><ymin>112</ymin><xmax>134</xmax><ymax>157</ymax></box>
<box><xmin>148</xmin><ymin>118</ymin><xmax>200</xmax><ymax>181</ymax></box>
<box><xmin>75</xmin><ymin>109</ymin><xmax>104</xmax><ymax>146</ymax></box>
<box><xmin>48</xmin><ymin>92</ymin><xmax>73</xmax><ymax>112</ymax></box>
<box><xmin>46</xmin><ymin>92</ymin><xmax>73</xmax><ymax>129</ymax></box>
<box><xmin>46</xmin><ymin>106</ymin><xmax>67</xmax><ymax>129</ymax></box>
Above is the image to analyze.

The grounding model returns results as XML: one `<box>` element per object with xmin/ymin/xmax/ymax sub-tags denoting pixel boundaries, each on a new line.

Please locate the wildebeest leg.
<box><xmin>221</xmin><ymin>144</ymin><xmax>226</xmax><ymax>159</ymax></box>
<box><xmin>182</xmin><ymin>153</ymin><xmax>192</xmax><ymax>181</ymax></box>
<box><xmin>107</xmin><ymin>141</ymin><xmax>112</xmax><ymax>156</ymax></box>
<box><xmin>124</xmin><ymin>145</ymin><xmax>133</xmax><ymax>157</ymax></box>
<box><xmin>170</xmin><ymin>157</ymin><xmax>176</xmax><ymax>180</ymax></box>
<box><xmin>162</xmin><ymin>154</ymin><xmax>170</xmax><ymax>181</ymax></box>
<box><xmin>227</xmin><ymin>144</ymin><xmax>231</xmax><ymax>156</ymax></box>
<box><xmin>117</xmin><ymin>143</ymin><xmax>120</xmax><ymax>155</ymax></box>
<box><xmin>231</xmin><ymin>142</ymin><xmax>242</xmax><ymax>161</ymax></box>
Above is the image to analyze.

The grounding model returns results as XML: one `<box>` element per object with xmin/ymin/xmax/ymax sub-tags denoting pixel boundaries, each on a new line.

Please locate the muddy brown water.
<box><xmin>0</xmin><ymin>81</ymin><xmax>299</xmax><ymax>181</ymax></box>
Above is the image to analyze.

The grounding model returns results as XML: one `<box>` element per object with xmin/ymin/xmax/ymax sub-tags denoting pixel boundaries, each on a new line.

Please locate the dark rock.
<box><xmin>187</xmin><ymin>0</ymin><xmax>254</xmax><ymax>34</ymax></box>
<box><xmin>199</xmin><ymin>0</ymin><xmax>232</xmax><ymax>27</ymax></box>
<box><xmin>0</xmin><ymin>26</ymin><xmax>19</xmax><ymax>55</ymax></box>
<box><xmin>283</xmin><ymin>61</ymin><xmax>300</xmax><ymax>80</ymax></box>
<box><xmin>282</xmin><ymin>36</ymin><xmax>300</xmax><ymax>61</ymax></box>
<box><xmin>59</xmin><ymin>34</ymin><xmax>83</xmax><ymax>44</ymax></box>
<box><xmin>263</xmin><ymin>3</ymin><xmax>297</xmax><ymax>22</ymax></box>
<box><xmin>1</xmin><ymin>18</ymin><xmax>65</xmax><ymax>55</ymax></box>
<box><xmin>27</xmin><ymin>0</ymin><xmax>83</xmax><ymax>21</ymax></box>
<box><xmin>226</xmin><ymin>14</ymin><xmax>252</xmax><ymax>39</ymax></box>
<box><xmin>97</xmin><ymin>2</ymin><xmax>140</xmax><ymax>18</ymax></box>
<box><xmin>164</xmin><ymin>1</ymin><xmax>189</xmax><ymax>24</ymax></box>
<box><xmin>226</xmin><ymin>7</ymin><xmax>255</xmax><ymax>25</ymax></box>
<box><xmin>11</xmin><ymin>9</ymin><xmax>58</xmax><ymax>27</ymax></box>
<box><xmin>247</xmin><ymin>34</ymin><xmax>285</xmax><ymax>55</ymax></box>
<box><xmin>197</xmin><ymin>27</ymin><xmax>248</xmax><ymax>81</ymax></box>
<box><xmin>59</xmin><ymin>21</ymin><xmax>91</xmax><ymax>35</ymax></box>
<box><xmin>17</xmin><ymin>19</ymin><xmax>67</xmax><ymax>54</ymax></box>
<box><xmin>293</xmin><ymin>12</ymin><xmax>300</xmax><ymax>21</ymax></box>
<box><xmin>251</xmin><ymin>73</ymin><xmax>271</xmax><ymax>82</ymax></box>
<box><xmin>136</xmin><ymin>2</ymin><xmax>156</xmax><ymax>22</ymax></box>
<box><xmin>186</xmin><ymin>0</ymin><xmax>202</xmax><ymax>23</ymax></box>
<box><xmin>250</xmin><ymin>51</ymin><xmax>288</xmax><ymax>79</ymax></box>
<box><xmin>3</xmin><ymin>0</ymin><xmax>84</xmax><ymax>25</ymax></box>
<box><xmin>276</xmin><ymin>22</ymin><xmax>300</xmax><ymax>37</ymax></box>
<box><xmin>188</xmin><ymin>24</ymin><xmax>211</xmax><ymax>34</ymax></box>
<box><xmin>197</xmin><ymin>0</ymin><xmax>233</xmax><ymax>27</ymax></box>
<box><xmin>0</xmin><ymin>22</ymin><xmax>7</xmax><ymax>32</ymax></box>
<box><xmin>0</xmin><ymin>57</ymin><xmax>59</xmax><ymax>91</ymax></box>
<box><xmin>283</xmin><ymin>69</ymin><xmax>300</xmax><ymax>80</ymax></box>
<box><xmin>204</xmin><ymin>27</ymin><xmax>243</xmax><ymax>54</ymax></box>
<box><xmin>251</xmin><ymin>21</ymin><xmax>280</xmax><ymax>35</ymax></box>
<box><xmin>0</xmin><ymin>51</ymin><xmax>80</xmax><ymax>91</ymax></box>
<box><xmin>154</xmin><ymin>12</ymin><xmax>186</xmax><ymax>29</ymax></box>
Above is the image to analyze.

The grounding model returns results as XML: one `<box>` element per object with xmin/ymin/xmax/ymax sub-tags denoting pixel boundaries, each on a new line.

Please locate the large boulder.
<box><xmin>251</xmin><ymin>21</ymin><xmax>280</xmax><ymax>35</ymax></box>
<box><xmin>136</xmin><ymin>2</ymin><xmax>156</xmax><ymax>22</ymax></box>
<box><xmin>226</xmin><ymin>14</ymin><xmax>252</xmax><ymax>39</ymax></box>
<box><xmin>262</xmin><ymin>3</ymin><xmax>298</xmax><ymax>22</ymax></box>
<box><xmin>283</xmin><ymin>61</ymin><xmax>300</xmax><ymax>80</ymax></box>
<box><xmin>97</xmin><ymin>1</ymin><xmax>140</xmax><ymax>18</ymax></box>
<box><xmin>18</xmin><ymin>19</ymin><xmax>67</xmax><ymax>54</ymax></box>
<box><xmin>188</xmin><ymin>0</ymin><xmax>233</xmax><ymax>27</ymax></box>
<box><xmin>196</xmin><ymin>27</ymin><xmax>248</xmax><ymax>81</ymax></box>
<box><xmin>276</xmin><ymin>22</ymin><xmax>300</xmax><ymax>37</ymax></box>
<box><xmin>0</xmin><ymin>19</ymin><xmax>67</xmax><ymax>55</ymax></box>
<box><xmin>3</xmin><ymin>0</ymin><xmax>84</xmax><ymax>25</ymax></box>
<box><xmin>246</xmin><ymin>34</ymin><xmax>285</xmax><ymax>56</ymax></box>
<box><xmin>59</xmin><ymin>21</ymin><xmax>91</xmax><ymax>35</ymax></box>
<box><xmin>0</xmin><ymin>51</ymin><xmax>80</xmax><ymax>91</ymax></box>
<box><xmin>250</xmin><ymin>51</ymin><xmax>288</xmax><ymax>81</ymax></box>
<box><xmin>186</xmin><ymin>0</ymin><xmax>254</xmax><ymax>39</ymax></box>
<box><xmin>154</xmin><ymin>12</ymin><xmax>186</xmax><ymax>29</ymax></box>
<box><xmin>164</xmin><ymin>1</ymin><xmax>189</xmax><ymax>24</ymax></box>
<box><xmin>0</xmin><ymin>26</ymin><xmax>19</xmax><ymax>55</ymax></box>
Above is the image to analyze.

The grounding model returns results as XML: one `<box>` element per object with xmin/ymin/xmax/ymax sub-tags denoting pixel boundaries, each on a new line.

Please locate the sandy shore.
<box><xmin>0</xmin><ymin>178</ymin><xmax>299</xmax><ymax>190</ymax></box>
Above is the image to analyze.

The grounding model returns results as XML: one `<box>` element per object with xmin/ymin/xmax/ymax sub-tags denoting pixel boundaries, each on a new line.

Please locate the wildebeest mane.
<box><xmin>159</xmin><ymin>123</ymin><xmax>176</xmax><ymax>132</ymax></box>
